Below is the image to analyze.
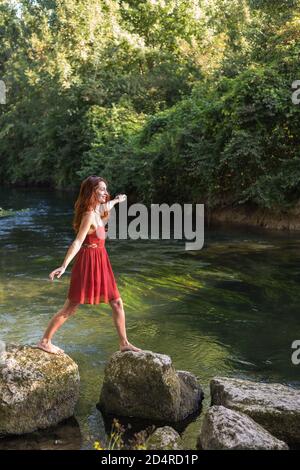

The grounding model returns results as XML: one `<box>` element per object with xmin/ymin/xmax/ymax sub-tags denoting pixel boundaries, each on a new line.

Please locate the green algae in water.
<box><xmin>0</xmin><ymin>207</ymin><xmax>31</xmax><ymax>217</ymax></box>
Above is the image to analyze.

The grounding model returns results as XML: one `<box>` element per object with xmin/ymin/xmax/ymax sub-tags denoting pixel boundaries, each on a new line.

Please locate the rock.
<box><xmin>76</xmin><ymin>406</ymin><xmax>108</xmax><ymax>450</ymax></box>
<box><xmin>146</xmin><ymin>426</ymin><xmax>183</xmax><ymax>450</ymax></box>
<box><xmin>177</xmin><ymin>370</ymin><xmax>203</xmax><ymax>416</ymax></box>
<box><xmin>197</xmin><ymin>405</ymin><xmax>288</xmax><ymax>450</ymax></box>
<box><xmin>98</xmin><ymin>350</ymin><xmax>203</xmax><ymax>422</ymax></box>
<box><xmin>0</xmin><ymin>343</ymin><xmax>80</xmax><ymax>435</ymax></box>
<box><xmin>211</xmin><ymin>377</ymin><xmax>300</xmax><ymax>446</ymax></box>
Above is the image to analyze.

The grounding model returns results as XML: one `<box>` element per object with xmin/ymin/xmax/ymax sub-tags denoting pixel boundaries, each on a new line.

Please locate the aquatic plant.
<box><xmin>93</xmin><ymin>418</ymin><xmax>148</xmax><ymax>451</ymax></box>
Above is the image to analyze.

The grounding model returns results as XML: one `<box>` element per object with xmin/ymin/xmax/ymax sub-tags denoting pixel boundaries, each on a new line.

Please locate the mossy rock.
<box><xmin>211</xmin><ymin>377</ymin><xmax>300</xmax><ymax>447</ymax></box>
<box><xmin>0</xmin><ymin>343</ymin><xmax>80</xmax><ymax>435</ymax></box>
<box><xmin>99</xmin><ymin>350</ymin><xmax>203</xmax><ymax>422</ymax></box>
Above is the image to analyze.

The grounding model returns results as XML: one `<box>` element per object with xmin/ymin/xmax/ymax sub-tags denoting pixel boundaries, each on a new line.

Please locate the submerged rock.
<box><xmin>211</xmin><ymin>377</ymin><xmax>300</xmax><ymax>446</ymax></box>
<box><xmin>98</xmin><ymin>350</ymin><xmax>203</xmax><ymax>422</ymax></box>
<box><xmin>146</xmin><ymin>426</ymin><xmax>183</xmax><ymax>450</ymax></box>
<box><xmin>76</xmin><ymin>406</ymin><xmax>108</xmax><ymax>450</ymax></box>
<box><xmin>0</xmin><ymin>343</ymin><xmax>80</xmax><ymax>435</ymax></box>
<box><xmin>197</xmin><ymin>405</ymin><xmax>288</xmax><ymax>450</ymax></box>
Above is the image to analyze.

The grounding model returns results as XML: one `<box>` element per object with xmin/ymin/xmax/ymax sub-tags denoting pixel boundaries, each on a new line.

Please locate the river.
<box><xmin>0</xmin><ymin>187</ymin><xmax>299</xmax><ymax>449</ymax></box>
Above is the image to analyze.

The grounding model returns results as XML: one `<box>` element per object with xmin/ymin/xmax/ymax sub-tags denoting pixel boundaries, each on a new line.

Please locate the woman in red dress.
<box><xmin>36</xmin><ymin>175</ymin><xmax>141</xmax><ymax>355</ymax></box>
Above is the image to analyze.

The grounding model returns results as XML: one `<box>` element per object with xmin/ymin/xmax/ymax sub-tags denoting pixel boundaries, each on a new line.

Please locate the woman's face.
<box><xmin>95</xmin><ymin>181</ymin><xmax>108</xmax><ymax>204</ymax></box>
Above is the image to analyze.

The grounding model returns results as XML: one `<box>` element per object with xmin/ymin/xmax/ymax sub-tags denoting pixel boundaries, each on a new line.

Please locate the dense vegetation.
<box><xmin>0</xmin><ymin>0</ymin><xmax>300</xmax><ymax>211</ymax></box>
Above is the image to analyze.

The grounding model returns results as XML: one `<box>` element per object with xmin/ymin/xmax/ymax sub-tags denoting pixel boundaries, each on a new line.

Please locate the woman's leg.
<box><xmin>36</xmin><ymin>298</ymin><xmax>79</xmax><ymax>354</ymax></box>
<box><xmin>109</xmin><ymin>297</ymin><xmax>141</xmax><ymax>352</ymax></box>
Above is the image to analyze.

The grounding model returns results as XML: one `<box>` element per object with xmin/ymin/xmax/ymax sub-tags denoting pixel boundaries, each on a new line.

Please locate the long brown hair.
<box><xmin>72</xmin><ymin>175</ymin><xmax>110</xmax><ymax>233</ymax></box>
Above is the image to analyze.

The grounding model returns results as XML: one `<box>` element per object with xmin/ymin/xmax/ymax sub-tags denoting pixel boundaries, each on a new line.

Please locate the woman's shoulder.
<box><xmin>81</xmin><ymin>210</ymin><xmax>96</xmax><ymax>227</ymax></box>
<box><xmin>82</xmin><ymin>209</ymin><xmax>95</xmax><ymax>217</ymax></box>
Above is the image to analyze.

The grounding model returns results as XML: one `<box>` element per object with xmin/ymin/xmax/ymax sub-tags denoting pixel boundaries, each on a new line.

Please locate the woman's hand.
<box><xmin>49</xmin><ymin>266</ymin><xmax>66</xmax><ymax>281</ymax></box>
<box><xmin>115</xmin><ymin>194</ymin><xmax>127</xmax><ymax>203</ymax></box>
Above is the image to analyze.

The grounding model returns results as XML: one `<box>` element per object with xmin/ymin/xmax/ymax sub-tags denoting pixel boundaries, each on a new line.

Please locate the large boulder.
<box><xmin>211</xmin><ymin>377</ymin><xmax>300</xmax><ymax>446</ymax></box>
<box><xmin>197</xmin><ymin>405</ymin><xmax>288</xmax><ymax>450</ymax></box>
<box><xmin>98</xmin><ymin>350</ymin><xmax>203</xmax><ymax>422</ymax></box>
<box><xmin>0</xmin><ymin>343</ymin><xmax>80</xmax><ymax>435</ymax></box>
<box><xmin>145</xmin><ymin>426</ymin><xmax>183</xmax><ymax>450</ymax></box>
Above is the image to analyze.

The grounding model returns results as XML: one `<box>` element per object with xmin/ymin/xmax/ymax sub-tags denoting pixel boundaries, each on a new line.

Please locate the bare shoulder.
<box><xmin>83</xmin><ymin>209</ymin><xmax>94</xmax><ymax>215</ymax></box>
<box><xmin>79</xmin><ymin>210</ymin><xmax>95</xmax><ymax>228</ymax></box>
<box><xmin>81</xmin><ymin>210</ymin><xmax>97</xmax><ymax>232</ymax></box>
<box><xmin>82</xmin><ymin>210</ymin><xmax>95</xmax><ymax>219</ymax></box>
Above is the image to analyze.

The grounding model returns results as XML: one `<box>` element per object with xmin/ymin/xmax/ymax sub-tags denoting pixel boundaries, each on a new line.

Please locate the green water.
<box><xmin>0</xmin><ymin>188</ymin><xmax>300</xmax><ymax>449</ymax></box>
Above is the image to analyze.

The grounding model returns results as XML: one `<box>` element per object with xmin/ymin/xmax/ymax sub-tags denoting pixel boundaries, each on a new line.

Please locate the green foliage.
<box><xmin>130</xmin><ymin>54</ymin><xmax>300</xmax><ymax>210</ymax></box>
<box><xmin>0</xmin><ymin>0</ymin><xmax>300</xmax><ymax>212</ymax></box>
<box><xmin>77</xmin><ymin>101</ymin><xmax>145</xmax><ymax>194</ymax></box>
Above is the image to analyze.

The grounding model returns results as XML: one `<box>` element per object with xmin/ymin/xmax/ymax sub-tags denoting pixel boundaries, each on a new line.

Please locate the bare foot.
<box><xmin>52</xmin><ymin>345</ymin><xmax>64</xmax><ymax>354</ymax></box>
<box><xmin>119</xmin><ymin>341</ymin><xmax>142</xmax><ymax>353</ymax></box>
<box><xmin>36</xmin><ymin>341</ymin><xmax>64</xmax><ymax>355</ymax></box>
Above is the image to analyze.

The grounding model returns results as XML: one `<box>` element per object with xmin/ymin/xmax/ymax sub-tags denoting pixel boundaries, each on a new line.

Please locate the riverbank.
<box><xmin>2</xmin><ymin>183</ymin><xmax>300</xmax><ymax>232</ymax></box>
<box><xmin>208</xmin><ymin>204</ymin><xmax>300</xmax><ymax>232</ymax></box>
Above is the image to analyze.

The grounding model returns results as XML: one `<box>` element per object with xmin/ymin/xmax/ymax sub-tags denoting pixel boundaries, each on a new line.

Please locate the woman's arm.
<box><xmin>99</xmin><ymin>194</ymin><xmax>126</xmax><ymax>215</ymax></box>
<box><xmin>99</xmin><ymin>198</ymin><xmax>118</xmax><ymax>215</ymax></box>
<box><xmin>49</xmin><ymin>211</ymin><xmax>97</xmax><ymax>280</ymax></box>
<box><xmin>62</xmin><ymin>211</ymin><xmax>94</xmax><ymax>269</ymax></box>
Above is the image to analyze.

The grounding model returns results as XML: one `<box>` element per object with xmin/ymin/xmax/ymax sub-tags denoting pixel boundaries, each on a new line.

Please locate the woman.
<box><xmin>36</xmin><ymin>175</ymin><xmax>141</xmax><ymax>355</ymax></box>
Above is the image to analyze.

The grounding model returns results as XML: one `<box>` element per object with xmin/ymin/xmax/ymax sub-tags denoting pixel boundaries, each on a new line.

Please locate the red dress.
<box><xmin>67</xmin><ymin>226</ymin><xmax>120</xmax><ymax>304</ymax></box>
